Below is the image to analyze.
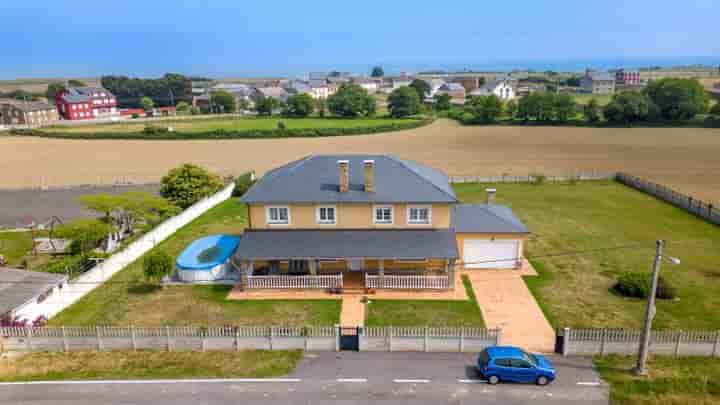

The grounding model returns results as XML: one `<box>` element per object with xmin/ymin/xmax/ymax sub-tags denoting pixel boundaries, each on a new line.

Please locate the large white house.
<box><xmin>470</xmin><ymin>77</ymin><xmax>517</xmax><ymax>100</ymax></box>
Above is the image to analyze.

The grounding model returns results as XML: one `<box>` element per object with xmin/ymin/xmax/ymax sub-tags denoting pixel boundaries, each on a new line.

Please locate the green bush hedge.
<box><xmin>613</xmin><ymin>271</ymin><xmax>676</xmax><ymax>300</ymax></box>
<box><xmin>9</xmin><ymin>119</ymin><xmax>432</xmax><ymax>140</ymax></box>
<box><xmin>232</xmin><ymin>172</ymin><xmax>256</xmax><ymax>197</ymax></box>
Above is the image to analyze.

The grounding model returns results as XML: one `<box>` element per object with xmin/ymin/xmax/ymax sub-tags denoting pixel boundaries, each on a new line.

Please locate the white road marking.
<box><xmin>458</xmin><ymin>379</ymin><xmax>488</xmax><ymax>383</ymax></box>
<box><xmin>577</xmin><ymin>382</ymin><xmax>601</xmax><ymax>386</ymax></box>
<box><xmin>393</xmin><ymin>379</ymin><xmax>431</xmax><ymax>384</ymax></box>
<box><xmin>336</xmin><ymin>378</ymin><xmax>368</xmax><ymax>383</ymax></box>
<box><xmin>0</xmin><ymin>378</ymin><xmax>302</xmax><ymax>386</ymax></box>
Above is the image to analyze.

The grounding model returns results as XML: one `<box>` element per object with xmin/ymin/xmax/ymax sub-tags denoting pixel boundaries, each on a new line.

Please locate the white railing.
<box><xmin>246</xmin><ymin>275</ymin><xmax>343</xmax><ymax>289</ymax></box>
<box><xmin>365</xmin><ymin>274</ymin><xmax>450</xmax><ymax>290</ymax></box>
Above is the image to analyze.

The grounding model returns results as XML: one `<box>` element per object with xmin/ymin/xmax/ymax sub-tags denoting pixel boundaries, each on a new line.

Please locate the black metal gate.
<box><xmin>339</xmin><ymin>326</ymin><xmax>360</xmax><ymax>351</ymax></box>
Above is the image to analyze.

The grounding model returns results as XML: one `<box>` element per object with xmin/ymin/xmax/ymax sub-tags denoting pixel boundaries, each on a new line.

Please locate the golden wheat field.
<box><xmin>2</xmin><ymin>119</ymin><xmax>719</xmax><ymax>203</ymax></box>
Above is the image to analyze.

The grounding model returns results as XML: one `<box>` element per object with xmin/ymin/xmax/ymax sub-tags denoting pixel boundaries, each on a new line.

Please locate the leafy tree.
<box><xmin>46</xmin><ymin>82</ymin><xmax>65</xmax><ymax>102</ymax></box>
<box><xmin>140</xmin><ymin>96</ymin><xmax>155</xmax><ymax>111</ymax></box>
<box><xmin>603</xmin><ymin>91</ymin><xmax>653</xmax><ymax>124</ymax></box>
<box><xmin>79</xmin><ymin>192</ymin><xmax>178</xmax><ymax>233</ymax></box>
<box><xmin>327</xmin><ymin>83</ymin><xmax>376</xmax><ymax>117</ymax></box>
<box><xmin>143</xmin><ymin>250</ymin><xmax>173</xmax><ymax>284</ymax></box>
<box><xmin>160</xmin><ymin>164</ymin><xmax>224</xmax><ymax>209</ymax></box>
<box><xmin>176</xmin><ymin>101</ymin><xmax>190</xmax><ymax>113</ymax></box>
<box><xmin>506</xmin><ymin>99</ymin><xmax>518</xmax><ymax>119</ymax></box>
<box><xmin>317</xmin><ymin>98</ymin><xmax>327</xmax><ymax>118</ymax></box>
<box><xmin>643</xmin><ymin>78</ymin><xmax>710</xmax><ymax>120</ymax></box>
<box><xmin>409</xmin><ymin>79</ymin><xmax>431</xmax><ymax>101</ymax></box>
<box><xmin>284</xmin><ymin>93</ymin><xmax>315</xmax><ymax>117</ymax></box>
<box><xmin>68</xmin><ymin>79</ymin><xmax>87</xmax><ymax>87</ymax></box>
<box><xmin>583</xmin><ymin>98</ymin><xmax>601</xmax><ymax>123</ymax></box>
<box><xmin>711</xmin><ymin>102</ymin><xmax>720</xmax><ymax>116</ymax></box>
<box><xmin>232</xmin><ymin>172</ymin><xmax>256</xmax><ymax>197</ymax></box>
<box><xmin>101</xmin><ymin>73</ymin><xmax>192</xmax><ymax>108</ymax></box>
<box><xmin>254</xmin><ymin>95</ymin><xmax>280</xmax><ymax>116</ymax></box>
<box><xmin>370</xmin><ymin>66</ymin><xmax>384</xmax><ymax>77</ymax></box>
<box><xmin>387</xmin><ymin>86</ymin><xmax>422</xmax><ymax>118</ymax></box>
<box><xmin>434</xmin><ymin>93</ymin><xmax>452</xmax><ymax>111</ymax></box>
<box><xmin>211</xmin><ymin>90</ymin><xmax>236</xmax><ymax>113</ymax></box>
<box><xmin>553</xmin><ymin>93</ymin><xmax>577</xmax><ymax>123</ymax></box>
<box><xmin>466</xmin><ymin>95</ymin><xmax>503</xmax><ymax>124</ymax></box>
<box><xmin>563</xmin><ymin>76</ymin><xmax>581</xmax><ymax>87</ymax></box>
<box><xmin>55</xmin><ymin>219</ymin><xmax>112</xmax><ymax>256</ymax></box>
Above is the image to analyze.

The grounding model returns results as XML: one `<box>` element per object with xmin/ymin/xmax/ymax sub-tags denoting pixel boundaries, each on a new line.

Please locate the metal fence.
<box><xmin>364</xmin><ymin>274</ymin><xmax>451</xmax><ymax>290</ymax></box>
<box><xmin>246</xmin><ymin>275</ymin><xmax>343</xmax><ymax>289</ymax></box>
<box><xmin>561</xmin><ymin>328</ymin><xmax>720</xmax><ymax>357</ymax></box>
<box><xmin>449</xmin><ymin>172</ymin><xmax>615</xmax><ymax>184</ymax></box>
<box><xmin>616</xmin><ymin>172</ymin><xmax>719</xmax><ymax>226</ymax></box>
<box><xmin>0</xmin><ymin>326</ymin><xmax>500</xmax><ymax>353</ymax></box>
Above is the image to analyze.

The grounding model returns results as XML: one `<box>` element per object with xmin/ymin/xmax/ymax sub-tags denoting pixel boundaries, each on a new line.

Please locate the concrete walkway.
<box><xmin>339</xmin><ymin>295</ymin><xmax>366</xmax><ymax>326</ymax></box>
<box><xmin>463</xmin><ymin>262</ymin><xmax>556</xmax><ymax>353</ymax></box>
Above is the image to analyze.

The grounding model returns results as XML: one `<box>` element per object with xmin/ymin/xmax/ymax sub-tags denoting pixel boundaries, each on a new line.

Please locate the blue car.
<box><xmin>476</xmin><ymin>346</ymin><xmax>556</xmax><ymax>385</ymax></box>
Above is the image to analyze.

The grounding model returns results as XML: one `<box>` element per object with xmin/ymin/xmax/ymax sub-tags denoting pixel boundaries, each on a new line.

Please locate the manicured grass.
<box><xmin>365</xmin><ymin>275</ymin><xmax>485</xmax><ymax>327</ymax></box>
<box><xmin>0</xmin><ymin>350</ymin><xmax>302</xmax><ymax>381</ymax></box>
<box><xmin>454</xmin><ymin>181</ymin><xmax>720</xmax><ymax>330</ymax></box>
<box><xmin>0</xmin><ymin>230</ymin><xmax>33</xmax><ymax>266</ymax></box>
<box><xmin>595</xmin><ymin>355</ymin><xmax>720</xmax><ymax>405</ymax></box>
<box><xmin>51</xmin><ymin>199</ymin><xmax>340</xmax><ymax>326</ymax></box>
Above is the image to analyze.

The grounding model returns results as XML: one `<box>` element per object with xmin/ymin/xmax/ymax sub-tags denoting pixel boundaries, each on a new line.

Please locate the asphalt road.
<box><xmin>0</xmin><ymin>352</ymin><xmax>608</xmax><ymax>404</ymax></box>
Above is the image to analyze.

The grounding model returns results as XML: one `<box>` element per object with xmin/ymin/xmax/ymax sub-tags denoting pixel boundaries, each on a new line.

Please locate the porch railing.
<box><xmin>365</xmin><ymin>274</ymin><xmax>451</xmax><ymax>290</ymax></box>
<box><xmin>246</xmin><ymin>274</ymin><xmax>343</xmax><ymax>289</ymax></box>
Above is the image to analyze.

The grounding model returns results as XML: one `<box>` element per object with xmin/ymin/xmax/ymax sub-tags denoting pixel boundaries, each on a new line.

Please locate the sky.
<box><xmin>1</xmin><ymin>0</ymin><xmax>719</xmax><ymax>79</ymax></box>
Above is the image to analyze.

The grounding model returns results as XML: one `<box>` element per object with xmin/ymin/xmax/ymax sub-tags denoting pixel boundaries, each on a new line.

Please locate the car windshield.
<box><xmin>521</xmin><ymin>350</ymin><xmax>538</xmax><ymax>367</ymax></box>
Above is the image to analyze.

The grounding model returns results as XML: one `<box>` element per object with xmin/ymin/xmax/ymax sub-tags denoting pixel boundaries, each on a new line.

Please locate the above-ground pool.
<box><xmin>176</xmin><ymin>235</ymin><xmax>241</xmax><ymax>282</ymax></box>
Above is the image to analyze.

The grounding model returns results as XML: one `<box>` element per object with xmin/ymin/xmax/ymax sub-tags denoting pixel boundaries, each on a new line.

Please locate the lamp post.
<box><xmin>634</xmin><ymin>240</ymin><xmax>681</xmax><ymax>376</ymax></box>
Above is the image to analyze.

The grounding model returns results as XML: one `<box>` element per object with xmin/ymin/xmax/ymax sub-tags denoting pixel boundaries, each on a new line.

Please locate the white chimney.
<box><xmin>486</xmin><ymin>188</ymin><xmax>496</xmax><ymax>204</ymax></box>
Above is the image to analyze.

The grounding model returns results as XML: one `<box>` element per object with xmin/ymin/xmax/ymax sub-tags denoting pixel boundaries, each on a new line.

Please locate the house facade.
<box><xmin>436</xmin><ymin>83</ymin><xmax>467</xmax><ymax>103</ymax></box>
<box><xmin>55</xmin><ymin>86</ymin><xmax>118</xmax><ymax>120</ymax></box>
<box><xmin>0</xmin><ymin>99</ymin><xmax>58</xmax><ymax>126</ymax></box>
<box><xmin>233</xmin><ymin>155</ymin><xmax>529</xmax><ymax>291</ymax></box>
<box><xmin>580</xmin><ymin>70</ymin><xmax>616</xmax><ymax>94</ymax></box>
<box><xmin>470</xmin><ymin>77</ymin><xmax>517</xmax><ymax>100</ymax></box>
<box><xmin>615</xmin><ymin>69</ymin><xmax>641</xmax><ymax>86</ymax></box>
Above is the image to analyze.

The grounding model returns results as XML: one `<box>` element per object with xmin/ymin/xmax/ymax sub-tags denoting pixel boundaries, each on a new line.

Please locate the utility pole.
<box><xmin>634</xmin><ymin>239</ymin><xmax>664</xmax><ymax>376</ymax></box>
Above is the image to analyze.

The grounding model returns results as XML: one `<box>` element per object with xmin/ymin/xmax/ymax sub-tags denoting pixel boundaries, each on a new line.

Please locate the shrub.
<box><xmin>131</xmin><ymin>113</ymin><xmax>140</xmax><ymax>119</ymax></box>
<box><xmin>143</xmin><ymin>250</ymin><xmax>173</xmax><ymax>283</ymax></box>
<box><xmin>160</xmin><ymin>163</ymin><xmax>224</xmax><ymax>209</ymax></box>
<box><xmin>710</xmin><ymin>103</ymin><xmax>720</xmax><ymax>116</ymax></box>
<box><xmin>613</xmin><ymin>272</ymin><xmax>676</xmax><ymax>299</ymax></box>
<box><xmin>530</xmin><ymin>172</ymin><xmax>546</xmax><ymax>185</ymax></box>
<box><xmin>277</xmin><ymin>121</ymin><xmax>286</xmax><ymax>131</ymax></box>
<box><xmin>232</xmin><ymin>172</ymin><xmax>256</xmax><ymax>197</ymax></box>
<box><xmin>143</xmin><ymin>124</ymin><xmax>169</xmax><ymax>135</ymax></box>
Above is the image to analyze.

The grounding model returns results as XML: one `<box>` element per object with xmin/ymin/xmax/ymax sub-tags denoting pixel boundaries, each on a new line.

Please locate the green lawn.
<box><xmin>43</xmin><ymin>117</ymin><xmax>420</xmax><ymax>135</ymax></box>
<box><xmin>365</xmin><ymin>276</ymin><xmax>485</xmax><ymax>327</ymax></box>
<box><xmin>51</xmin><ymin>199</ymin><xmax>341</xmax><ymax>326</ymax></box>
<box><xmin>454</xmin><ymin>181</ymin><xmax>720</xmax><ymax>330</ymax></box>
<box><xmin>0</xmin><ymin>230</ymin><xmax>33</xmax><ymax>266</ymax></box>
<box><xmin>573</xmin><ymin>93</ymin><xmax>613</xmax><ymax>106</ymax></box>
<box><xmin>595</xmin><ymin>355</ymin><xmax>720</xmax><ymax>405</ymax></box>
<box><xmin>0</xmin><ymin>350</ymin><xmax>301</xmax><ymax>381</ymax></box>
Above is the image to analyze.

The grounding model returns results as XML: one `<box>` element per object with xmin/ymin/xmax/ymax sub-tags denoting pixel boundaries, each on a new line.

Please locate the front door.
<box><xmin>347</xmin><ymin>259</ymin><xmax>364</xmax><ymax>271</ymax></box>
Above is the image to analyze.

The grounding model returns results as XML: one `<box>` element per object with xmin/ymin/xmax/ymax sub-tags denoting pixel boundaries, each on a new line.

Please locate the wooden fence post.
<box><xmin>131</xmin><ymin>325</ymin><xmax>137</xmax><ymax>351</ymax></box>
<box><xmin>62</xmin><ymin>326</ymin><xmax>68</xmax><ymax>352</ymax></box>
<box><xmin>96</xmin><ymin>326</ymin><xmax>102</xmax><ymax>351</ymax></box>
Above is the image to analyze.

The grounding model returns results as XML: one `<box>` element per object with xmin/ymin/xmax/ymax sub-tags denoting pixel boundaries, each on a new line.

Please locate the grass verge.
<box><xmin>0</xmin><ymin>350</ymin><xmax>301</xmax><ymax>381</ymax></box>
<box><xmin>50</xmin><ymin>199</ymin><xmax>340</xmax><ymax>326</ymax></box>
<box><xmin>365</xmin><ymin>275</ymin><xmax>485</xmax><ymax>327</ymax></box>
<box><xmin>595</xmin><ymin>355</ymin><xmax>720</xmax><ymax>405</ymax></box>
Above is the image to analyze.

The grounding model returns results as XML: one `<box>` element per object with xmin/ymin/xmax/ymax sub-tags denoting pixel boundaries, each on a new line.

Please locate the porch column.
<box><xmin>378</xmin><ymin>259</ymin><xmax>385</xmax><ymax>289</ymax></box>
<box><xmin>309</xmin><ymin>259</ymin><xmax>318</xmax><ymax>276</ymax></box>
<box><xmin>240</xmin><ymin>260</ymin><xmax>251</xmax><ymax>289</ymax></box>
<box><xmin>447</xmin><ymin>259</ymin><xmax>456</xmax><ymax>290</ymax></box>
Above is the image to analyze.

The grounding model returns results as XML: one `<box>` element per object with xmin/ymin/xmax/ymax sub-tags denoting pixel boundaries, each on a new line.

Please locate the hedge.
<box><xmin>9</xmin><ymin>119</ymin><xmax>433</xmax><ymax>140</ymax></box>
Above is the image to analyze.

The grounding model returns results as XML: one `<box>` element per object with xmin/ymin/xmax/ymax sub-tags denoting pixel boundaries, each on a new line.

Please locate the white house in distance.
<box><xmin>470</xmin><ymin>76</ymin><xmax>517</xmax><ymax>100</ymax></box>
<box><xmin>352</xmin><ymin>77</ymin><xmax>379</xmax><ymax>93</ymax></box>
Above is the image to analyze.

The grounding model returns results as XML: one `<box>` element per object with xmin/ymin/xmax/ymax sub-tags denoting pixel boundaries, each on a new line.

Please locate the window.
<box><xmin>407</xmin><ymin>206</ymin><xmax>431</xmax><ymax>224</ymax></box>
<box><xmin>510</xmin><ymin>359</ymin><xmax>532</xmax><ymax>369</ymax></box>
<box><xmin>266</xmin><ymin>206</ymin><xmax>289</xmax><ymax>224</ymax></box>
<box><xmin>316</xmin><ymin>206</ymin><xmax>336</xmax><ymax>224</ymax></box>
<box><xmin>374</xmin><ymin>205</ymin><xmax>393</xmax><ymax>224</ymax></box>
<box><xmin>495</xmin><ymin>358</ymin><xmax>512</xmax><ymax>367</ymax></box>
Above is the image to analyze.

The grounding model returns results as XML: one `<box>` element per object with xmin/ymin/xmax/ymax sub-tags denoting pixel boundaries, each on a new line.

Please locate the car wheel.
<box><xmin>536</xmin><ymin>376</ymin><xmax>549</xmax><ymax>386</ymax></box>
<box><xmin>488</xmin><ymin>375</ymin><xmax>500</xmax><ymax>385</ymax></box>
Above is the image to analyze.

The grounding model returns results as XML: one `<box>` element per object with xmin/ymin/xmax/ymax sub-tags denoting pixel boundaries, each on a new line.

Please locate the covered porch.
<box><xmin>232</xmin><ymin>229</ymin><xmax>458</xmax><ymax>291</ymax></box>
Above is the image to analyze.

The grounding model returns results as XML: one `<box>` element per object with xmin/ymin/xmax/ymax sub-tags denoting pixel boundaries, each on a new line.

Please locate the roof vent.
<box><xmin>486</xmin><ymin>188</ymin><xmax>496</xmax><ymax>204</ymax></box>
<box><xmin>338</xmin><ymin>160</ymin><xmax>349</xmax><ymax>193</ymax></box>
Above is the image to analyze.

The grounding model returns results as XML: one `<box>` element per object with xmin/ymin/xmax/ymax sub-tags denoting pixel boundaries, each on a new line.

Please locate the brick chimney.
<box><xmin>486</xmin><ymin>188</ymin><xmax>496</xmax><ymax>204</ymax></box>
<box><xmin>338</xmin><ymin>160</ymin><xmax>349</xmax><ymax>192</ymax></box>
<box><xmin>363</xmin><ymin>159</ymin><xmax>375</xmax><ymax>192</ymax></box>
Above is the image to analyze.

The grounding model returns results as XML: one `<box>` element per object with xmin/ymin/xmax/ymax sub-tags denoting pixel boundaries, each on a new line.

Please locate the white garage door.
<box><xmin>463</xmin><ymin>239</ymin><xmax>519</xmax><ymax>269</ymax></box>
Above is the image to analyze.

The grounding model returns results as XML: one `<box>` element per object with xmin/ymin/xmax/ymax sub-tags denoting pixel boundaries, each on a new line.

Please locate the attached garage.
<box><xmin>462</xmin><ymin>238</ymin><xmax>520</xmax><ymax>269</ymax></box>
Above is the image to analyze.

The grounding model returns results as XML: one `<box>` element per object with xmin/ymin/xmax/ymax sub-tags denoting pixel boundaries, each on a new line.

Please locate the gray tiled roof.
<box><xmin>241</xmin><ymin>155</ymin><xmax>458</xmax><ymax>204</ymax></box>
<box><xmin>0</xmin><ymin>99</ymin><xmax>56</xmax><ymax>112</ymax></box>
<box><xmin>587</xmin><ymin>71</ymin><xmax>614</xmax><ymax>82</ymax></box>
<box><xmin>235</xmin><ymin>229</ymin><xmax>458</xmax><ymax>259</ymax></box>
<box><xmin>452</xmin><ymin>204</ymin><xmax>529</xmax><ymax>234</ymax></box>
<box><xmin>0</xmin><ymin>268</ymin><xmax>67</xmax><ymax>316</ymax></box>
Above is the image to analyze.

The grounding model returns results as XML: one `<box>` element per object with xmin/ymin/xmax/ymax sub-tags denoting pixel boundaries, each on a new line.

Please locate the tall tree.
<box><xmin>46</xmin><ymin>82</ymin><xmax>65</xmax><ymax>102</ymax></box>
<box><xmin>583</xmin><ymin>99</ymin><xmax>601</xmax><ymax>123</ymax></box>
<box><xmin>55</xmin><ymin>219</ymin><xmax>112</xmax><ymax>256</ymax></box>
<box><xmin>506</xmin><ymin>99</ymin><xmax>518</xmax><ymax>119</ymax></box>
<box><xmin>643</xmin><ymin>78</ymin><xmax>709</xmax><ymax>120</ymax></box>
<box><xmin>211</xmin><ymin>90</ymin><xmax>236</xmax><ymax>113</ymax></box>
<box><xmin>603</xmin><ymin>91</ymin><xmax>653</xmax><ymax>124</ymax></box>
<box><xmin>254</xmin><ymin>95</ymin><xmax>280</xmax><ymax>116</ymax></box>
<box><xmin>409</xmin><ymin>79</ymin><xmax>431</xmax><ymax>101</ymax></box>
<box><xmin>467</xmin><ymin>95</ymin><xmax>503</xmax><ymax>124</ymax></box>
<box><xmin>370</xmin><ymin>66</ymin><xmax>384</xmax><ymax>78</ymax></box>
<box><xmin>327</xmin><ymin>83</ymin><xmax>376</xmax><ymax>117</ymax></box>
<box><xmin>388</xmin><ymin>86</ymin><xmax>422</xmax><ymax>118</ymax></box>
<box><xmin>160</xmin><ymin>164</ymin><xmax>224</xmax><ymax>209</ymax></box>
<box><xmin>434</xmin><ymin>93</ymin><xmax>452</xmax><ymax>111</ymax></box>
<box><xmin>140</xmin><ymin>96</ymin><xmax>155</xmax><ymax>111</ymax></box>
<box><xmin>553</xmin><ymin>93</ymin><xmax>577</xmax><ymax>123</ymax></box>
<box><xmin>284</xmin><ymin>93</ymin><xmax>315</xmax><ymax>117</ymax></box>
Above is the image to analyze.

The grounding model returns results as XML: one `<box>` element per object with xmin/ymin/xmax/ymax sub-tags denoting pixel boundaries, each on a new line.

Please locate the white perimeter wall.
<box><xmin>15</xmin><ymin>183</ymin><xmax>236</xmax><ymax>322</ymax></box>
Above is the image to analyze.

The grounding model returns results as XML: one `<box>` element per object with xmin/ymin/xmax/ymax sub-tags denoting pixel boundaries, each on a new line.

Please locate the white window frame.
<box><xmin>373</xmin><ymin>205</ymin><xmax>394</xmax><ymax>225</ymax></box>
<box><xmin>266</xmin><ymin>206</ymin><xmax>290</xmax><ymax>225</ymax></box>
<box><xmin>407</xmin><ymin>205</ymin><xmax>432</xmax><ymax>225</ymax></box>
<box><xmin>315</xmin><ymin>205</ymin><xmax>337</xmax><ymax>225</ymax></box>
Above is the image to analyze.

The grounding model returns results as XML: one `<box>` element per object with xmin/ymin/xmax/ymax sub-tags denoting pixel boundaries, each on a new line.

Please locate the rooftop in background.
<box><xmin>0</xmin><ymin>98</ymin><xmax>56</xmax><ymax>112</ymax></box>
<box><xmin>240</xmin><ymin>154</ymin><xmax>458</xmax><ymax>204</ymax></box>
<box><xmin>0</xmin><ymin>267</ymin><xmax>67</xmax><ymax>316</ymax></box>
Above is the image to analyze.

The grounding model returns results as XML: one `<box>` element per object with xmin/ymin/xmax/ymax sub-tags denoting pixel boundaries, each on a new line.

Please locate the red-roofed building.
<box><xmin>55</xmin><ymin>86</ymin><xmax>119</xmax><ymax>120</ymax></box>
